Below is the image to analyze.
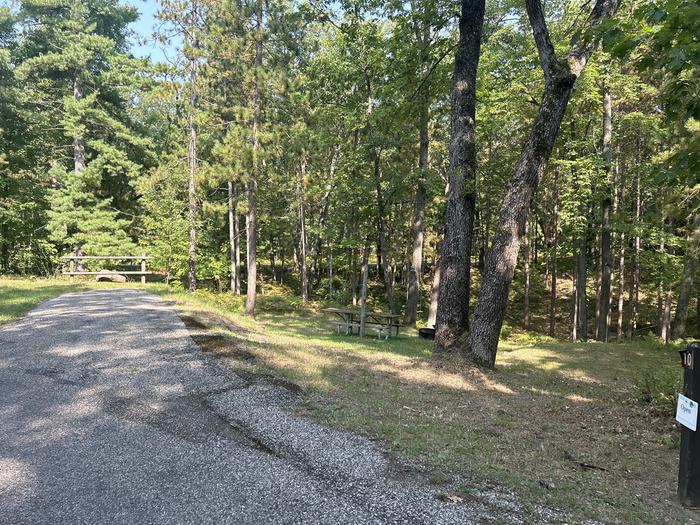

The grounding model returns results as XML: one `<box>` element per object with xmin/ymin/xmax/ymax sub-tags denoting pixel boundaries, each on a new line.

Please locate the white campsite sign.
<box><xmin>677</xmin><ymin>394</ymin><xmax>698</xmax><ymax>431</ymax></box>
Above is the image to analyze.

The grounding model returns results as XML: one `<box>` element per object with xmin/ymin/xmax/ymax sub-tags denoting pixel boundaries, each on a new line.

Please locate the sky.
<box><xmin>127</xmin><ymin>0</ymin><xmax>179</xmax><ymax>64</ymax></box>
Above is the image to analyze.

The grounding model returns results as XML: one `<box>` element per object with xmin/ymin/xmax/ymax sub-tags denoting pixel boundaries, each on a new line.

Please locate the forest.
<box><xmin>0</xmin><ymin>0</ymin><xmax>698</xmax><ymax>367</ymax></box>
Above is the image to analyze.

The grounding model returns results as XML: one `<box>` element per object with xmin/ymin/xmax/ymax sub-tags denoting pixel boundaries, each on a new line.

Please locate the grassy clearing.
<box><xmin>1</xmin><ymin>278</ymin><xmax>696</xmax><ymax>524</ymax></box>
<box><xmin>0</xmin><ymin>277</ymin><xmax>89</xmax><ymax>323</ymax></box>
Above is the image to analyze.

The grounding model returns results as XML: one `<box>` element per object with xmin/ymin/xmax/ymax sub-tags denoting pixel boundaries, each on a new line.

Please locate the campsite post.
<box><xmin>678</xmin><ymin>342</ymin><xmax>700</xmax><ymax>507</ymax></box>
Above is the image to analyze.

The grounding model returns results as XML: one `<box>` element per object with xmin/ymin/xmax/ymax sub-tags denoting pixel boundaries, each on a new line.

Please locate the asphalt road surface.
<box><xmin>0</xmin><ymin>289</ymin><xmax>514</xmax><ymax>524</ymax></box>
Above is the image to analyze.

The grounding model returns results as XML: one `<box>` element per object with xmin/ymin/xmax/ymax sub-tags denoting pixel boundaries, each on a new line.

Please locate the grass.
<box><xmin>0</xmin><ymin>277</ymin><xmax>89</xmax><ymax>323</ymax></box>
<box><xmin>1</xmin><ymin>277</ymin><xmax>696</xmax><ymax>524</ymax></box>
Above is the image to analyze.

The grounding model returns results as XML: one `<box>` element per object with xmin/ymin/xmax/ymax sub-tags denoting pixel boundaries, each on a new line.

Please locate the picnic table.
<box><xmin>322</xmin><ymin>307</ymin><xmax>401</xmax><ymax>339</ymax></box>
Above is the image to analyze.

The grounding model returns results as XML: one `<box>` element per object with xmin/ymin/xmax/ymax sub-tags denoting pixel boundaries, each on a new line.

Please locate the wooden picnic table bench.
<box><xmin>322</xmin><ymin>307</ymin><xmax>401</xmax><ymax>339</ymax></box>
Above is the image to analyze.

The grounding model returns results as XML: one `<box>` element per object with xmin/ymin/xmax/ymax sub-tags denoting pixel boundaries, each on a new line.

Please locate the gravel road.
<box><xmin>0</xmin><ymin>289</ymin><xmax>516</xmax><ymax>524</ymax></box>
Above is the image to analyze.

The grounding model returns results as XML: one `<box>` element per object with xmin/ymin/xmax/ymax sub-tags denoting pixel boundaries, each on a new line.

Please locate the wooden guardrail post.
<box><xmin>141</xmin><ymin>254</ymin><xmax>147</xmax><ymax>284</ymax></box>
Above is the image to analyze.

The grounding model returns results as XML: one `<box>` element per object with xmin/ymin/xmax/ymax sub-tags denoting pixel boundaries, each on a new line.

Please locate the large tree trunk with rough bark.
<box><xmin>467</xmin><ymin>0</ymin><xmax>620</xmax><ymax>367</ymax></box>
<box><xmin>672</xmin><ymin>215</ymin><xmax>700</xmax><ymax>339</ymax></box>
<box><xmin>433</xmin><ymin>0</ymin><xmax>485</xmax><ymax>354</ymax></box>
<box><xmin>245</xmin><ymin>3</ymin><xmax>262</xmax><ymax>316</ymax></box>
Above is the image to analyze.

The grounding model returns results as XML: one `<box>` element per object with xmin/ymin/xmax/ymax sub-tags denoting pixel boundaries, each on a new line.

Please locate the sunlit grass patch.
<box><xmin>0</xmin><ymin>277</ymin><xmax>88</xmax><ymax>323</ymax></box>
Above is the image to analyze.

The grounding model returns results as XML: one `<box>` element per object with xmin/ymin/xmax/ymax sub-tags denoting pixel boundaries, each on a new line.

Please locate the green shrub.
<box><xmin>634</xmin><ymin>366</ymin><xmax>683</xmax><ymax>416</ymax></box>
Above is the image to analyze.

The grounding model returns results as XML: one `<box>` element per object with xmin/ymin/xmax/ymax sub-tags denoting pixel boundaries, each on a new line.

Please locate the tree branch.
<box><xmin>525</xmin><ymin>0</ymin><xmax>558</xmax><ymax>82</ymax></box>
<box><xmin>566</xmin><ymin>0</ymin><xmax>621</xmax><ymax>77</ymax></box>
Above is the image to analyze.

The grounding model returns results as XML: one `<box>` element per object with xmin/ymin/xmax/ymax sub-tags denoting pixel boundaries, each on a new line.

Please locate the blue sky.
<box><xmin>127</xmin><ymin>0</ymin><xmax>179</xmax><ymax>63</ymax></box>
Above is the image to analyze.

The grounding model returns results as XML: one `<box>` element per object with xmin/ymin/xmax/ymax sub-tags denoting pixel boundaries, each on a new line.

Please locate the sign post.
<box><xmin>678</xmin><ymin>342</ymin><xmax>700</xmax><ymax>507</ymax></box>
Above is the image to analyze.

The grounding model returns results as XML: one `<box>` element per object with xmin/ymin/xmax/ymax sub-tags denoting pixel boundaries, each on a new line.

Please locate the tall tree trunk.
<box><xmin>311</xmin><ymin>144</ymin><xmax>339</xmax><ymax>286</ymax></box>
<box><xmin>596</xmin><ymin>83</ymin><xmax>613</xmax><ymax>342</ymax></box>
<box><xmin>228</xmin><ymin>181</ymin><xmax>241</xmax><ymax>295</ymax></box>
<box><xmin>72</xmin><ymin>74</ymin><xmax>86</xmax><ymax>267</ymax></box>
<box><xmin>374</xmin><ymin>152</ymin><xmax>395</xmax><ymax>314</ymax></box>
<box><xmin>657</xmin><ymin>218</ymin><xmax>667</xmax><ymax>336</ymax></box>
<box><xmin>627</xmin><ymin>172</ymin><xmax>641</xmax><ymax>338</ymax></box>
<box><xmin>349</xmin><ymin>244</ymin><xmax>358</xmax><ymax>306</ymax></box>
<box><xmin>523</xmin><ymin>218</ymin><xmax>531</xmax><ymax>329</ymax></box>
<box><xmin>468</xmin><ymin>0</ymin><xmax>621</xmax><ymax>367</ymax></box>
<box><xmin>548</xmin><ymin>169</ymin><xmax>559</xmax><ymax>337</ymax></box>
<box><xmin>574</xmin><ymin>227</ymin><xmax>589</xmax><ymax>341</ymax></box>
<box><xmin>672</xmin><ymin>214</ymin><xmax>700</xmax><ymax>339</ymax></box>
<box><xmin>73</xmin><ymin>75</ymin><xmax>86</xmax><ymax>174</ymax></box>
<box><xmin>186</xmin><ymin>3</ymin><xmax>199</xmax><ymax>293</ymax></box>
<box><xmin>298</xmin><ymin>156</ymin><xmax>309</xmax><ymax>304</ymax></box>
<box><xmin>405</xmin><ymin>101</ymin><xmax>429</xmax><ymax>326</ymax></box>
<box><xmin>328</xmin><ymin>246</ymin><xmax>333</xmax><ymax>299</ymax></box>
<box><xmin>662</xmin><ymin>289</ymin><xmax>673</xmax><ymax>343</ymax></box>
<box><xmin>359</xmin><ymin>236</ymin><xmax>371</xmax><ymax>337</ymax></box>
<box><xmin>657</xmin><ymin>282</ymin><xmax>665</xmax><ymax>336</ymax></box>
<box><xmin>433</xmin><ymin>0</ymin><xmax>486</xmax><ymax>354</ymax></box>
<box><xmin>427</xmin><ymin>259</ymin><xmax>441</xmax><ymax>328</ymax></box>
<box><xmin>245</xmin><ymin>3</ymin><xmax>262</xmax><ymax>316</ymax></box>
<box><xmin>616</xmin><ymin>236</ymin><xmax>626</xmax><ymax>341</ymax></box>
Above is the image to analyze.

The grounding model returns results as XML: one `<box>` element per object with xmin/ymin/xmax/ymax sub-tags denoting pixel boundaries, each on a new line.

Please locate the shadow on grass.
<box><xmin>173</xmin><ymin>301</ymin><xmax>690</xmax><ymax>525</ymax></box>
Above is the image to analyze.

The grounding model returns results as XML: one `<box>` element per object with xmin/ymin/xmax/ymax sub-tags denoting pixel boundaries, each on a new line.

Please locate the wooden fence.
<box><xmin>61</xmin><ymin>255</ymin><xmax>152</xmax><ymax>284</ymax></box>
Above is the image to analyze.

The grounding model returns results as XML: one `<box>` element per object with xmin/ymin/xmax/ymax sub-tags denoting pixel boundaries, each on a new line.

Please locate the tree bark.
<box><xmin>427</xmin><ymin>258</ymin><xmax>441</xmax><ymax>328</ymax></box>
<box><xmin>523</xmin><ymin>218</ymin><xmax>531</xmax><ymax>329</ymax></box>
<box><xmin>662</xmin><ymin>288</ymin><xmax>673</xmax><ymax>343</ymax></box>
<box><xmin>433</xmin><ymin>0</ymin><xmax>485</xmax><ymax>354</ymax></box>
<box><xmin>374</xmin><ymin>152</ymin><xmax>395</xmax><ymax>314</ymax></box>
<box><xmin>616</xmin><ymin>207</ymin><xmax>626</xmax><ymax>345</ymax></box>
<box><xmin>468</xmin><ymin>0</ymin><xmax>620</xmax><ymax>367</ymax></box>
<box><xmin>573</xmin><ymin>210</ymin><xmax>589</xmax><ymax>341</ymax></box>
<box><xmin>73</xmin><ymin>75</ymin><xmax>86</xmax><ymax>174</ymax></box>
<box><xmin>548</xmin><ymin>169</ymin><xmax>559</xmax><ymax>337</ymax></box>
<box><xmin>672</xmin><ymin>214</ymin><xmax>700</xmax><ymax>339</ymax></box>
<box><xmin>405</xmin><ymin>101</ymin><xmax>429</xmax><ymax>326</ymax></box>
<box><xmin>186</xmin><ymin>2</ymin><xmax>199</xmax><ymax>293</ymax></box>
<box><xmin>228</xmin><ymin>181</ymin><xmax>241</xmax><ymax>295</ymax></box>
<box><xmin>596</xmin><ymin>83</ymin><xmax>613</xmax><ymax>341</ymax></box>
<box><xmin>298</xmin><ymin>156</ymin><xmax>309</xmax><ymax>304</ymax></box>
<box><xmin>311</xmin><ymin>144</ymin><xmax>338</xmax><ymax>286</ymax></box>
<box><xmin>245</xmin><ymin>2</ymin><xmax>262</xmax><ymax>316</ymax></box>
<box><xmin>627</xmin><ymin>172</ymin><xmax>641</xmax><ymax>338</ymax></box>
<box><xmin>359</xmin><ymin>235</ymin><xmax>371</xmax><ymax>337</ymax></box>
<box><xmin>657</xmin><ymin>218</ymin><xmax>667</xmax><ymax>336</ymax></box>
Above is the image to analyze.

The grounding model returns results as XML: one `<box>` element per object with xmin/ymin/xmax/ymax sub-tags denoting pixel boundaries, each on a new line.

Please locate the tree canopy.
<box><xmin>1</xmin><ymin>0</ymin><xmax>698</xmax><ymax>361</ymax></box>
